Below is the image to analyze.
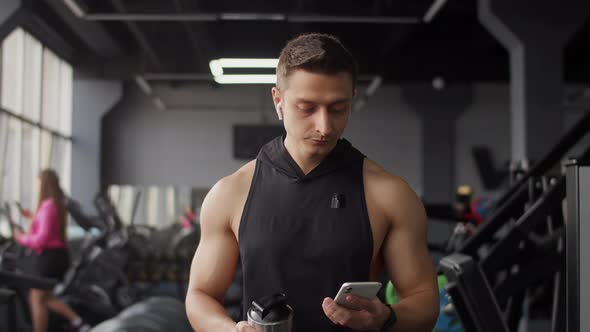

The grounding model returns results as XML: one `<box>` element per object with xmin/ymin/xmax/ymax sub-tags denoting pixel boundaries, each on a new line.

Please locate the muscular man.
<box><xmin>186</xmin><ymin>33</ymin><xmax>439</xmax><ymax>332</ymax></box>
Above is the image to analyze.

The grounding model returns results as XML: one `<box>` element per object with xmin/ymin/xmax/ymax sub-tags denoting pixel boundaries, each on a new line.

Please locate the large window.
<box><xmin>0</xmin><ymin>28</ymin><xmax>73</xmax><ymax>237</ymax></box>
<box><xmin>107</xmin><ymin>185</ymin><xmax>179</xmax><ymax>227</ymax></box>
<box><xmin>106</xmin><ymin>185</ymin><xmax>206</xmax><ymax>229</ymax></box>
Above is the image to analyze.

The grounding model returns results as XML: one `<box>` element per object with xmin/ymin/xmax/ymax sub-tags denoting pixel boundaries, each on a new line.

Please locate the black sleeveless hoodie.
<box><xmin>239</xmin><ymin>136</ymin><xmax>374</xmax><ymax>331</ymax></box>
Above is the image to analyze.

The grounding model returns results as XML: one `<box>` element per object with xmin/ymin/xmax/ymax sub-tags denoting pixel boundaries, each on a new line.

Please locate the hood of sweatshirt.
<box><xmin>257</xmin><ymin>135</ymin><xmax>365</xmax><ymax>182</ymax></box>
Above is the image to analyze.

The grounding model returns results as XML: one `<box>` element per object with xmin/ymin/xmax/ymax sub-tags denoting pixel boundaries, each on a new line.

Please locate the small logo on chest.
<box><xmin>330</xmin><ymin>193</ymin><xmax>346</xmax><ymax>209</ymax></box>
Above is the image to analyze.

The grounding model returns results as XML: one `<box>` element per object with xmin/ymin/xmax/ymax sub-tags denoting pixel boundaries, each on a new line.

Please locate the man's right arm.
<box><xmin>185</xmin><ymin>176</ymin><xmax>253</xmax><ymax>332</ymax></box>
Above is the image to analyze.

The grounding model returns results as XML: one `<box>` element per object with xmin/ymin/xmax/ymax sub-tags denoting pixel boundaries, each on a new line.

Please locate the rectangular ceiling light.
<box><xmin>209</xmin><ymin>58</ymin><xmax>278</xmax><ymax>84</ymax></box>
<box><xmin>209</xmin><ymin>60</ymin><xmax>224</xmax><ymax>76</ymax></box>
<box><xmin>217</xmin><ymin>58</ymin><xmax>278</xmax><ymax>68</ymax></box>
<box><xmin>213</xmin><ymin>74</ymin><xmax>276</xmax><ymax>84</ymax></box>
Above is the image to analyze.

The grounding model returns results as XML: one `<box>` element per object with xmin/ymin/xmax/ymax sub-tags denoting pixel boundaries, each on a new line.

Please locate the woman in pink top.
<box><xmin>14</xmin><ymin>169</ymin><xmax>90</xmax><ymax>332</ymax></box>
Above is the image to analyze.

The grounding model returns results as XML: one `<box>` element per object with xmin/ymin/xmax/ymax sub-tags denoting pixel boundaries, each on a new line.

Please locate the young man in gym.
<box><xmin>186</xmin><ymin>33</ymin><xmax>439</xmax><ymax>332</ymax></box>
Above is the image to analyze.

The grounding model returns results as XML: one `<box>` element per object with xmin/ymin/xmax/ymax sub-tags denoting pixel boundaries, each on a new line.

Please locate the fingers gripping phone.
<box><xmin>334</xmin><ymin>282</ymin><xmax>382</xmax><ymax>309</ymax></box>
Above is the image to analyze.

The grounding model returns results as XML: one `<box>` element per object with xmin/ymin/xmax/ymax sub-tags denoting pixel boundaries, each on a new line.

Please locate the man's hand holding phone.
<box><xmin>322</xmin><ymin>281</ymin><xmax>390</xmax><ymax>331</ymax></box>
<box><xmin>322</xmin><ymin>296</ymin><xmax>389</xmax><ymax>331</ymax></box>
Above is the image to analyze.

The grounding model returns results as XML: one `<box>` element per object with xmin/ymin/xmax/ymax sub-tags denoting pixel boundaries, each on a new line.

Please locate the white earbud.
<box><xmin>276</xmin><ymin>102</ymin><xmax>283</xmax><ymax>120</ymax></box>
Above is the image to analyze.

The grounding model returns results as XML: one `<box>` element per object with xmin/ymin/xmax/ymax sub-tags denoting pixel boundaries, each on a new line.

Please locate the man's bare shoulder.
<box><xmin>201</xmin><ymin>160</ymin><xmax>256</xmax><ymax>227</ymax></box>
<box><xmin>363</xmin><ymin>159</ymin><xmax>407</xmax><ymax>190</ymax></box>
<box><xmin>363</xmin><ymin>159</ymin><xmax>425</xmax><ymax>223</ymax></box>
<box><xmin>209</xmin><ymin>160</ymin><xmax>256</xmax><ymax>201</ymax></box>
<box><xmin>227</xmin><ymin>159</ymin><xmax>257</xmax><ymax>190</ymax></box>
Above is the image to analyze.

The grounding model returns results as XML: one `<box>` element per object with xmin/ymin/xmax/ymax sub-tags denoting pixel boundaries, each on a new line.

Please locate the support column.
<box><xmin>403</xmin><ymin>84</ymin><xmax>473</xmax><ymax>204</ymax></box>
<box><xmin>71</xmin><ymin>75</ymin><xmax>122</xmax><ymax>210</ymax></box>
<box><xmin>479</xmin><ymin>0</ymin><xmax>590</xmax><ymax>162</ymax></box>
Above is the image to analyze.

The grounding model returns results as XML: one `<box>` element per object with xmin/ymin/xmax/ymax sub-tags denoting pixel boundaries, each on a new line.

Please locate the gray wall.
<box><xmin>456</xmin><ymin>84</ymin><xmax>511</xmax><ymax>199</ymax></box>
<box><xmin>71</xmin><ymin>77</ymin><xmax>122</xmax><ymax>210</ymax></box>
<box><xmin>455</xmin><ymin>86</ymin><xmax>590</xmax><ymax>200</ymax></box>
<box><xmin>102</xmin><ymin>85</ymin><xmax>280</xmax><ymax>188</ymax></box>
<box><xmin>101</xmin><ymin>82</ymin><xmax>586</xmax><ymax>201</ymax></box>
<box><xmin>344</xmin><ymin>86</ymin><xmax>422</xmax><ymax>192</ymax></box>
<box><xmin>102</xmin><ymin>83</ymin><xmax>424</xmax><ymax>192</ymax></box>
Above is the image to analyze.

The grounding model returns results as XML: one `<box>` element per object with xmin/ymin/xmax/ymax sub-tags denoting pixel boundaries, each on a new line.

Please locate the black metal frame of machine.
<box><xmin>439</xmin><ymin>110</ymin><xmax>590</xmax><ymax>332</ymax></box>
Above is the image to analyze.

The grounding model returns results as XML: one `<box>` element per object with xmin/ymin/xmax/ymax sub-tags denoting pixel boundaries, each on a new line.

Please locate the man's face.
<box><xmin>272</xmin><ymin>70</ymin><xmax>354</xmax><ymax>159</ymax></box>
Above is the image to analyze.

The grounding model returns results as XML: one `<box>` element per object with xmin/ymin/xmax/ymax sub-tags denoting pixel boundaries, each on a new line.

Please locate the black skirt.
<box><xmin>21</xmin><ymin>247</ymin><xmax>70</xmax><ymax>280</ymax></box>
<box><xmin>38</xmin><ymin>247</ymin><xmax>70</xmax><ymax>280</ymax></box>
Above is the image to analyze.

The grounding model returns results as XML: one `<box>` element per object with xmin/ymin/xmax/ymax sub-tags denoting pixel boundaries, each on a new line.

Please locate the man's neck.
<box><xmin>284</xmin><ymin>136</ymin><xmax>327</xmax><ymax>175</ymax></box>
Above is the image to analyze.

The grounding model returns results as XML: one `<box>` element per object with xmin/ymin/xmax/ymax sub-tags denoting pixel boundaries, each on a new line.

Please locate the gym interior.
<box><xmin>0</xmin><ymin>0</ymin><xmax>589</xmax><ymax>331</ymax></box>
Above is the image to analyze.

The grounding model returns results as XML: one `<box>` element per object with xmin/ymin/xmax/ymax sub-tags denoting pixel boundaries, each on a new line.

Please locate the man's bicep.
<box><xmin>382</xmin><ymin>186</ymin><xmax>436</xmax><ymax>299</ymax></box>
<box><xmin>188</xmin><ymin>180</ymin><xmax>240</xmax><ymax>303</ymax></box>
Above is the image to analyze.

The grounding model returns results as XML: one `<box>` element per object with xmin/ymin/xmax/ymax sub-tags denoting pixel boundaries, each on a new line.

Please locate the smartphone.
<box><xmin>334</xmin><ymin>281</ymin><xmax>382</xmax><ymax>309</ymax></box>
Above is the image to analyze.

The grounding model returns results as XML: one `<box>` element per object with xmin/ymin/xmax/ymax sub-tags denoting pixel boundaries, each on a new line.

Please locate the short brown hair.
<box><xmin>276</xmin><ymin>33</ymin><xmax>358</xmax><ymax>90</ymax></box>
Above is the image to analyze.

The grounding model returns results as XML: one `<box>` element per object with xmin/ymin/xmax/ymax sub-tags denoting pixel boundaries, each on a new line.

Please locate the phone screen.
<box><xmin>334</xmin><ymin>282</ymin><xmax>382</xmax><ymax>309</ymax></box>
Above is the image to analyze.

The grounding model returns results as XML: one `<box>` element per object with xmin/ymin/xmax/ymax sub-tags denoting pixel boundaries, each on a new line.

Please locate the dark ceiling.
<box><xmin>28</xmin><ymin>0</ymin><xmax>590</xmax><ymax>83</ymax></box>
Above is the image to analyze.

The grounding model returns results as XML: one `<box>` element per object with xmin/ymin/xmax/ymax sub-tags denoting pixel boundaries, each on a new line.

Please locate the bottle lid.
<box><xmin>250</xmin><ymin>293</ymin><xmax>291</xmax><ymax>323</ymax></box>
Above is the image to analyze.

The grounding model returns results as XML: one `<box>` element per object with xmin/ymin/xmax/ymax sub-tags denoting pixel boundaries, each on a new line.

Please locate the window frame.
<box><xmin>0</xmin><ymin>27</ymin><xmax>73</xmax><ymax>235</ymax></box>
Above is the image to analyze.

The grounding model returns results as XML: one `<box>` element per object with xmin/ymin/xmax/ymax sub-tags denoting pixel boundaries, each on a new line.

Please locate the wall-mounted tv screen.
<box><xmin>233</xmin><ymin>125</ymin><xmax>285</xmax><ymax>159</ymax></box>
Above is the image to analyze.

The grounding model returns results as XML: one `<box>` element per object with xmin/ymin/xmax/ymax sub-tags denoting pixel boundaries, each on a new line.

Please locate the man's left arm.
<box><xmin>380</xmin><ymin>178</ymin><xmax>439</xmax><ymax>331</ymax></box>
<box><xmin>322</xmin><ymin>176</ymin><xmax>439</xmax><ymax>331</ymax></box>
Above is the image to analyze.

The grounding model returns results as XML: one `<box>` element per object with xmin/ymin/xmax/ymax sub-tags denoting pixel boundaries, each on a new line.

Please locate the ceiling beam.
<box><xmin>17</xmin><ymin>8</ymin><xmax>78</xmax><ymax>63</ymax></box>
<box><xmin>62</xmin><ymin>0</ymin><xmax>422</xmax><ymax>25</ymax></box>
<box><xmin>45</xmin><ymin>0</ymin><xmax>123</xmax><ymax>58</ymax></box>
<box><xmin>79</xmin><ymin>13</ymin><xmax>420</xmax><ymax>24</ymax></box>
<box><xmin>290</xmin><ymin>0</ymin><xmax>314</xmax><ymax>36</ymax></box>
<box><xmin>423</xmin><ymin>0</ymin><xmax>448</xmax><ymax>23</ymax></box>
<box><xmin>171</xmin><ymin>0</ymin><xmax>211</xmax><ymax>70</ymax></box>
<box><xmin>141</xmin><ymin>72</ymin><xmax>378</xmax><ymax>81</ymax></box>
<box><xmin>373</xmin><ymin>0</ymin><xmax>382</xmax><ymax>16</ymax></box>
<box><xmin>109</xmin><ymin>0</ymin><xmax>162</xmax><ymax>70</ymax></box>
<box><xmin>379</xmin><ymin>26</ymin><xmax>416</xmax><ymax>58</ymax></box>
